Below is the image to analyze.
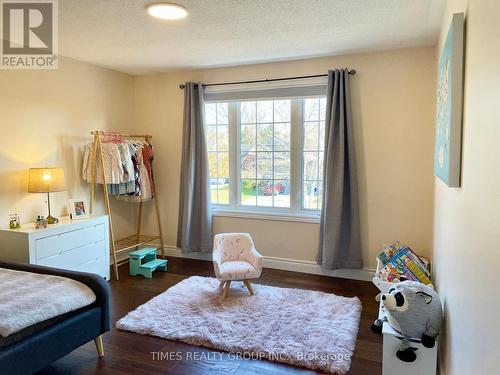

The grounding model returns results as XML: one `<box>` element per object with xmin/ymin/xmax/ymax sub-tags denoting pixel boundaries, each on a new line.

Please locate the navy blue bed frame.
<box><xmin>0</xmin><ymin>261</ymin><xmax>110</xmax><ymax>375</ymax></box>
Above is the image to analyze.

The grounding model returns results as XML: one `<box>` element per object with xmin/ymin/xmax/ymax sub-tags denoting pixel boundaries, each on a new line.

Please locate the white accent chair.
<box><xmin>212</xmin><ymin>233</ymin><xmax>263</xmax><ymax>299</ymax></box>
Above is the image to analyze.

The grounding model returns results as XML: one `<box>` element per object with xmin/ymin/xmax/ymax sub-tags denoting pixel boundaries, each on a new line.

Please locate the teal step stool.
<box><xmin>129</xmin><ymin>247</ymin><xmax>167</xmax><ymax>278</ymax></box>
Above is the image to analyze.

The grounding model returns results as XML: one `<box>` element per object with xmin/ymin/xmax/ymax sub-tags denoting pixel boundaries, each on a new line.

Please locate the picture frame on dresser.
<box><xmin>69</xmin><ymin>198</ymin><xmax>89</xmax><ymax>219</ymax></box>
<box><xmin>0</xmin><ymin>215</ymin><xmax>110</xmax><ymax>280</ymax></box>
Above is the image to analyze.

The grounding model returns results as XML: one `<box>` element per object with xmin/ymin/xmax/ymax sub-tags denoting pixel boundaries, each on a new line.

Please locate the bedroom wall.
<box><xmin>433</xmin><ymin>0</ymin><xmax>500</xmax><ymax>374</ymax></box>
<box><xmin>132</xmin><ymin>46</ymin><xmax>437</xmax><ymax>274</ymax></box>
<box><xmin>0</xmin><ymin>56</ymin><xmax>136</xmax><ymax>239</ymax></box>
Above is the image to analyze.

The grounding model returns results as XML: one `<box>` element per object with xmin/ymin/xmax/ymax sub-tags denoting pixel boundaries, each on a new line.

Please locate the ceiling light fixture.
<box><xmin>146</xmin><ymin>3</ymin><xmax>188</xmax><ymax>20</ymax></box>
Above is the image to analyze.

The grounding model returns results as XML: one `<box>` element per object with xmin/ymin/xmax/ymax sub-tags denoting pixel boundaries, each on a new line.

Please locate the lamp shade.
<box><xmin>28</xmin><ymin>167</ymin><xmax>66</xmax><ymax>193</ymax></box>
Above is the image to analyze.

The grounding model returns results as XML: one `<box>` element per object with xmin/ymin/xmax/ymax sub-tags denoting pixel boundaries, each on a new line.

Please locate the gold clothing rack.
<box><xmin>89</xmin><ymin>131</ymin><xmax>165</xmax><ymax>281</ymax></box>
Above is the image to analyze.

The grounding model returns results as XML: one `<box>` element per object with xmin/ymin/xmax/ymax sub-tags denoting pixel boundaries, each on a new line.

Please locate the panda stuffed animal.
<box><xmin>371</xmin><ymin>281</ymin><xmax>442</xmax><ymax>362</ymax></box>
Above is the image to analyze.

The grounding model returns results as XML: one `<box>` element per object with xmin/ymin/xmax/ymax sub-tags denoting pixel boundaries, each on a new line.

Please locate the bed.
<box><xmin>0</xmin><ymin>261</ymin><xmax>110</xmax><ymax>375</ymax></box>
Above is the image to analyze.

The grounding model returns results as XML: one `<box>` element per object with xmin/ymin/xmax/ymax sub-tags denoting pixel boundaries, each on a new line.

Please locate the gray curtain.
<box><xmin>317</xmin><ymin>69</ymin><xmax>363</xmax><ymax>270</ymax></box>
<box><xmin>177</xmin><ymin>82</ymin><xmax>213</xmax><ymax>252</ymax></box>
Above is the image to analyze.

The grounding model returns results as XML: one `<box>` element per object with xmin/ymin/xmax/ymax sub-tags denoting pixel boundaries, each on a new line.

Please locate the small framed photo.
<box><xmin>69</xmin><ymin>198</ymin><xmax>89</xmax><ymax>219</ymax></box>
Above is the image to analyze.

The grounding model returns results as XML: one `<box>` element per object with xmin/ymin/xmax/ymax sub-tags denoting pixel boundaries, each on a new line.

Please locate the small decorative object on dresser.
<box><xmin>0</xmin><ymin>215</ymin><xmax>110</xmax><ymax>280</ymax></box>
<box><xmin>8</xmin><ymin>213</ymin><xmax>21</xmax><ymax>229</ymax></box>
<box><xmin>69</xmin><ymin>198</ymin><xmax>89</xmax><ymax>219</ymax></box>
<box><xmin>35</xmin><ymin>215</ymin><xmax>48</xmax><ymax>229</ymax></box>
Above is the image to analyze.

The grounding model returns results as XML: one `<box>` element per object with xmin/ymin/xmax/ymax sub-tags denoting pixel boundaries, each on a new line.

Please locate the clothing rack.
<box><xmin>88</xmin><ymin>131</ymin><xmax>165</xmax><ymax>281</ymax></box>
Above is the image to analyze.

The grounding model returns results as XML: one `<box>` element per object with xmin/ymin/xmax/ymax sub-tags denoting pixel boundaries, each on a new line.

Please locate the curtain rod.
<box><xmin>178</xmin><ymin>70</ymin><xmax>356</xmax><ymax>89</ymax></box>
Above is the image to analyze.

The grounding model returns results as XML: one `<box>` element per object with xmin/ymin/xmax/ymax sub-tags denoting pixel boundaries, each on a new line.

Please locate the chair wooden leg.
<box><xmin>223</xmin><ymin>281</ymin><xmax>231</xmax><ymax>299</ymax></box>
<box><xmin>244</xmin><ymin>280</ymin><xmax>254</xmax><ymax>296</ymax></box>
<box><xmin>219</xmin><ymin>280</ymin><xmax>225</xmax><ymax>288</ymax></box>
<box><xmin>94</xmin><ymin>335</ymin><xmax>104</xmax><ymax>358</ymax></box>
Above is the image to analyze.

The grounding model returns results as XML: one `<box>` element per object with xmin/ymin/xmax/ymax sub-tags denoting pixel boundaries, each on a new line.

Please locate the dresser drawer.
<box><xmin>35</xmin><ymin>224</ymin><xmax>105</xmax><ymax>260</ymax></box>
<box><xmin>36</xmin><ymin>241</ymin><xmax>105</xmax><ymax>269</ymax></box>
<box><xmin>71</xmin><ymin>256</ymin><xmax>107</xmax><ymax>278</ymax></box>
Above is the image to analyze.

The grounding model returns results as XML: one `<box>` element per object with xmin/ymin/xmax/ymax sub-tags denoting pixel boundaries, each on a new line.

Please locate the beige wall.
<box><xmin>133</xmin><ymin>46</ymin><xmax>437</xmax><ymax>270</ymax></box>
<box><xmin>0</xmin><ymin>56</ymin><xmax>136</xmax><ymax>239</ymax></box>
<box><xmin>0</xmin><ymin>46</ymin><xmax>437</xmax><ymax>275</ymax></box>
<box><xmin>433</xmin><ymin>1</ymin><xmax>500</xmax><ymax>374</ymax></box>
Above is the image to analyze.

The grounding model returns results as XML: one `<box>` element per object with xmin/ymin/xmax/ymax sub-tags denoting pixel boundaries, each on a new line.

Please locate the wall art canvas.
<box><xmin>435</xmin><ymin>12</ymin><xmax>465</xmax><ymax>187</ymax></box>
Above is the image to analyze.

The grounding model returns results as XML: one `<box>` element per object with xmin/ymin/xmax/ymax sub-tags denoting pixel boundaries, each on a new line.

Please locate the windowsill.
<box><xmin>212</xmin><ymin>208</ymin><xmax>320</xmax><ymax>224</ymax></box>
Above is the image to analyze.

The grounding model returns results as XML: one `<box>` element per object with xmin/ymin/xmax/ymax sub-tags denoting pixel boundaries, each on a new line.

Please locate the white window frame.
<box><xmin>206</xmin><ymin>92</ymin><xmax>326</xmax><ymax>223</ymax></box>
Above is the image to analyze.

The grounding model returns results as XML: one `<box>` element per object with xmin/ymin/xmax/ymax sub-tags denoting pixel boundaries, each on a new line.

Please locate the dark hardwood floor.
<box><xmin>37</xmin><ymin>257</ymin><xmax>382</xmax><ymax>375</ymax></box>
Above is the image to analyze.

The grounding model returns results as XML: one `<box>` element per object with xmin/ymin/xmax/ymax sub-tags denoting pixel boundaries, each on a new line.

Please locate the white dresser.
<box><xmin>0</xmin><ymin>216</ymin><xmax>110</xmax><ymax>280</ymax></box>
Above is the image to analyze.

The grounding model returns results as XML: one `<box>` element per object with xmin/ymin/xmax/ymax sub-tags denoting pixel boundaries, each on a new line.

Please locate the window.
<box><xmin>205</xmin><ymin>96</ymin><xmax>327</xmax><ymax>215</ymax></box>
<box><xmin>302</xmin><ymin>98</ymin><xmax>327</xmax><ymax>210</ymax></box>
<box><xmin>205</xmin><ymin>103</ymin><xmax>229</xmax><ymax>205</ymax></box>
<box><xmin>240</xmin><ymin>100</ymin><xmax>291</xmax><ymax>208</ymax></box>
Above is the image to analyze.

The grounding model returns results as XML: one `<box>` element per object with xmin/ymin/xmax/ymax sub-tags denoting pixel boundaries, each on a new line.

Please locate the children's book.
<box><xmin>379</xmin><ymin>261</ymin><xmax>418</xmax><ymax>283</ymax></box>
<box><xmin>377</xmin><ymin>241</ymin><xmax>405</xmax><ymax>265</ymax></box>
<box><xmin>380</xmin><ymin>246</ymin><xmax>432</xmax><ymax>285</ymax></box>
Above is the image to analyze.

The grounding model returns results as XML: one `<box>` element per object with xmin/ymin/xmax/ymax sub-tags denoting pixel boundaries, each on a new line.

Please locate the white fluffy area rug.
<box><xmin>116</xmin><ymin>276</ymin><xmax>362</xmax><ymax>374</ymax></box>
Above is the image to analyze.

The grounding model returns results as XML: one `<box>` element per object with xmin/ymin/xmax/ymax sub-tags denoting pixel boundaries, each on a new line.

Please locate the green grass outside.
<box><xmin>211</xmin><ymin>183</ymin><xmax>261</xmax><ymax>205</ymax></box>
<box><xmin>211</xmin><ymin>183</ymin><xmax>319</xmax><ymax>208</ymax></box>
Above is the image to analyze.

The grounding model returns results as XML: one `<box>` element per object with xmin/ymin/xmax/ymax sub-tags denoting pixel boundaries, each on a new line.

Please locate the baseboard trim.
<box><xmin>153</xmin><ymin>244</ymin><xmax>374</xmax><ymax>282</ymax></box>
<box><xmin>261</xmin><ymin>256</ymin><xmax>375</xmax><ymax>281</ymax></box>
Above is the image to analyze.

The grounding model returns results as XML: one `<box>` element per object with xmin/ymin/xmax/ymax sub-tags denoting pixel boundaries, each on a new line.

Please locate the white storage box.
<box><xmin>378</xmin><ymin>302</ymin><xmax>438</xmax><ymax>375</ymax></box>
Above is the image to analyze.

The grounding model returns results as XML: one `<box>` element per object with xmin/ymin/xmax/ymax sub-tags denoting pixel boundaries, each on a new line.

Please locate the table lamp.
<box><xmin>28</xmin><ymin>167</ymin><xmax>66</xmax><ymax>224</ymax></box>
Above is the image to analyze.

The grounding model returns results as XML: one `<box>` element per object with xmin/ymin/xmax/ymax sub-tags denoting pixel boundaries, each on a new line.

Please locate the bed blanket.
<box><xmin>0</xmin><ymin>267</ymin><xmax>96</xmax><ymax>337</ymax></box>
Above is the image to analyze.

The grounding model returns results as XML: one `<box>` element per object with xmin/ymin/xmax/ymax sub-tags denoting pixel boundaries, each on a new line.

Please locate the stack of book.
<box><xmin>377</xmin><ymin>241</ymin><xmax>432</xmax><ymax>285</ymax></box>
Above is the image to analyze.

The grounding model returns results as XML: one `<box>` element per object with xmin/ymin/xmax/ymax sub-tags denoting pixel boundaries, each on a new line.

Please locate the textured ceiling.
<box><xmin>58</xmin><ymin>0</ymin><xmax>445</xmax><ymax>74</ymax></box>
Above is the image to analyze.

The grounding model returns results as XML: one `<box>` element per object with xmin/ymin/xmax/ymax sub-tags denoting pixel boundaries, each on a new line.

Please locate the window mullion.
<box><xmin>255</xmin><ymin>102</ymin><xmax>258</xmax><ymax>208</ymax></box>
<box><xmin>229</xmin><ymin>102</ymin><xmax>239</xmax><ymax>208</ymax></box>
<box><xmin>290</xmin><ymin>99</ymin><xmax>302</xmax><ymax>213</ymax></box>
<box><xmin>271</xmin><ymin>101</ymin><xmax>275</xmax><ymax>208</ymax></box>
<box><xmin>215</xmin><ymin>105</ymin><xmax>219</xmax><ymax>204</ymax></box>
